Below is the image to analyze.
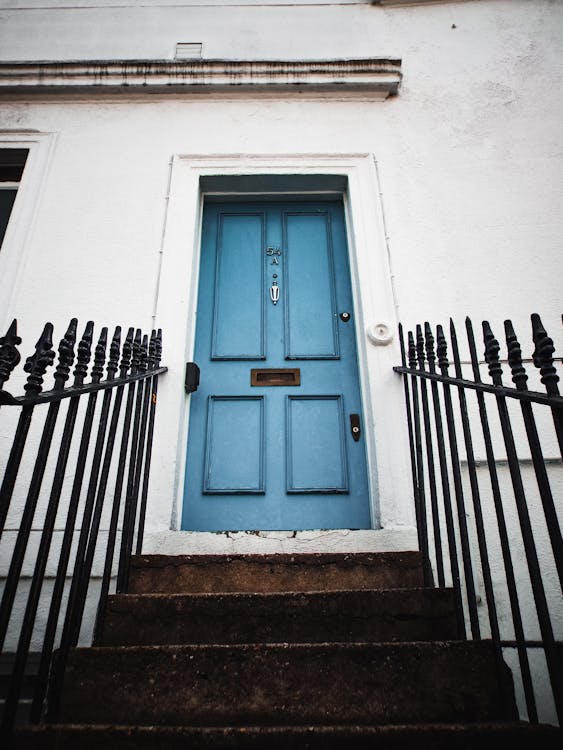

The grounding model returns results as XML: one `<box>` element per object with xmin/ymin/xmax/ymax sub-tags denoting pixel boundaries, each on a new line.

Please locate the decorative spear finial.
<box><xmin>407</xmin><ymin>331</ymin><xmax>417</xmax><ymax>369</ymax></box>
<box><xmin>139</xmin><ymin>334</ymin><xmax>148</xmax><ymax>374</ymax></box>
<box><xmin>54</xmin><ymin>318</ymin><xmax>78</xmax><ymax>390</ymax></box>
<box><xmin>531</xmin><ymin>313</ymin><xmax>560</xmax><ymax>396</ymax></box>
<box><xmin>504</xmin><ymin>319</ymin><xmax>527</xmax><ymax>391</ymax></box>
<box><xmin>24</xmin><ymin>323</ymin><xmax>56</xmax><ymax>396</ymax></box>
<box><xmin>73</xmin><ymin>321</ymin><xmax>93</xmax><ymax>386</ymax></box>
<box><xmin>0</xmin><ymin>319</ymin><xmax>22</xmax><ymax>389</ymax></box>
<box><xmin>119</xmin><ymin>328</ymin><xmax>134</xmax><ymax>378</ymax></box>
<box><xmin>424</xmin><ymin>323</ymin><xmax>436</xmax><ymax>372</ymax></box>
<box><xmin>416</xmin><ymin>324</ymin><xmax>425</xmax><ymax>369</ymax></box>
<box><xmin>483</xmin><ymin>321</ymin><xmax>503</xmax><ymax>386</ymax></box>
<box><xmin>131</xmin><ymin>329</ymin><xmax>142</xmax><ymax>374</ymax></box>
<box><xmin>107</xmin><ymin>326</ymin><xmax>122</xmax><ymax>380</ymax></box>
<box><xmin>155</xmin><ymin>329</ymin><xmax>163</xmax><ymax>369</ymax></box>
<box><xmin>147</xmin><ymin>330</ymin><xmax>157</xmax><ymax>371</ymax></box>
<box><xmin>436</xmin><ymin>324</ymin><xmax>449</xmax><ymax>372</ymax></box>
<box><xmin>91</xmin><ymin>326</ymin><xmax>107</xmax><ymax>384</ymax></box>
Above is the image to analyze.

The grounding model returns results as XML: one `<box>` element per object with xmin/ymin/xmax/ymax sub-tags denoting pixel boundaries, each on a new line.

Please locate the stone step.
<box><xmin>57</xmin><ymin>641</ymin><xmax>515</xmax><ymax>726</ymax></box>
<box><xmin>14</xmin><ymin>722</ymin><xmax>562</xmax><ymax>749</ymax></box>
<box><xmin>127</xmin><ymin>551</ymin><xmax>423</xmax><ymax>594</ymax></box>
<box><xmin>98</xmin><ymin>587</ymin><xmax>459</xmax><ymax>646</ymax></box>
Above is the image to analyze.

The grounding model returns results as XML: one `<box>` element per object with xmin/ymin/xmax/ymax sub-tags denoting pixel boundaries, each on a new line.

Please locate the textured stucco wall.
<box><xmin>0</xmin><ymin>2</ymin><xmax>561</xmax><ymax>720</ymax></box>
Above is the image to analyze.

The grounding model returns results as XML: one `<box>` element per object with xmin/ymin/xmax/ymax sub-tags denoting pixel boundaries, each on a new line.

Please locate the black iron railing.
<box><xmin>0</xmin><ymin>318</ymin><xmax>166</xmax><ymax>738</ymax></box>
<box><xmin>394</xmin><ymin>313</ymin><xmax>562</xmax><ymax>726</ymax></box>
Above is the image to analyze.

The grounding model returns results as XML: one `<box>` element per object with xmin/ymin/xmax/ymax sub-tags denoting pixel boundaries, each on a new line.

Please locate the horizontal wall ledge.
<box><xmin>0</xmin><ymin>58</ymin><xmax>402</xmax><ymax>99</ymax></box>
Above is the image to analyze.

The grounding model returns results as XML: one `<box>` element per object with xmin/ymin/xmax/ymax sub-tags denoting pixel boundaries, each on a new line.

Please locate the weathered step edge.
<box><xmin>58</xmin><ymin>641</ymin><xmax>517</xmax><ymax>726</ymax></box>
<box><xmin>99</xmin><ymin>587</ymin><xmax>460</xmax><ymax>646</ymax></box>
<box><xmin>128</xmin><ymin>551</ymin><xmax>424</xmax><ymax>594</ymax></box>
<box><xmin>14</xmin><ymin>722</ymin><xmax>561</xmax><ymax>750</ymax></box>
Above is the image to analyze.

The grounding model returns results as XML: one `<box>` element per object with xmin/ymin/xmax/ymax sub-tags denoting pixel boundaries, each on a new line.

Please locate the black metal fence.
<box><xmin>0</xmin><ymin>318</ymin><xmax>166</xmax><ymax>738</ymax></box>
<box><xmin>394</xmin><ymin>313</ymin><xmax>562</xmax><ymax>726</ymax></box>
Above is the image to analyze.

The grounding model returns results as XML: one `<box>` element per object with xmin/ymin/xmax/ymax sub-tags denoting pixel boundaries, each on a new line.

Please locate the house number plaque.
<box><xmin>266</xmin><ymin>247</ymin><xmax>282</xmax><ymax>265</ymax></box>
<box><xmin>266</xmin><ymin>249</ymin><xmax>282</xmax><ymax>305</ymax></box>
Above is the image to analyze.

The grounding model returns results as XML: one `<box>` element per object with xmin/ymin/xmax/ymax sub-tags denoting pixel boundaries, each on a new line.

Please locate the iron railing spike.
<box><xmin>407</xmin><ymin>330</ymin><xmax>417</xmax><ymax>368</ymax></box>
<box><xmin>91</xmin><ymin>326</ymin><xmax>108</xmax><ymax>384</ymax></box>
<box><xmin>107</xmin><ymin>326</ymin><xmax>121</xmax><ymax>379</ymax></box>
<box><xmin>73</xmin><ymin>321</ymin><xmax>94</xmax><ymax>386</ymax></box>
<box><xmin>0</xmin><ymin>319</ymin><xmax>22</xmax><ymax>389</ymax></box>
<box><xmin>531</xmin><ymin>313</ymin><xmax>560</xmax><ymax>396</ymax></box>
<box><xmin>482</xmin><ymin>320</ymin><xmax>503</xmax><ymax>385</ymax></box>
<box><xmin>504</xmin><ymin>319</ymin><xmax>527</xmax><ymax>390</ymax></box>
<box><xmin>54</xmin><ymin>319</ymin><xmax>78</xmax><ymax>391</ymax></box>
<box><xmin>23</xmin><ymin>323</ymin><xmax>55</xmax><ymax>396</ymax></box>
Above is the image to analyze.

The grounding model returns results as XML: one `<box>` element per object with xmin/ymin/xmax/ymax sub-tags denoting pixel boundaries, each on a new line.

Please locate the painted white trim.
<box><xmin>0</xmin><ymin>131</ymin><xmax>58</xmax><ymax>332</ymax></box>
<box><xmin>144</xmin><ymin>528</ymin><xmax>419</xmax><ymax>555</ymax></box>
<box><xmin>374</xmin><ymin>0</ymin><xmax>476</xmax><ymax>5</ymax></box>
<box><xmin>151</xmin><ymin>153</ymin><xmax>415</xmax><ymax>547</ymax></box>
<box><xmin>0</xmin><ymin>59</ymin><xmax>401</xmax><ymax>100</ymax></box>
<box><xmin>1</xmin><ymin>0</ymin><xmax>371</xmax><ymax>7</ymax></box>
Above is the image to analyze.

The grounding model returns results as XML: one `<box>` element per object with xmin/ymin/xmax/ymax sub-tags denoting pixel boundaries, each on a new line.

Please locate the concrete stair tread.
<box><xmin>128</xmin><ymin>551</ymin><xmax>424</xmax><ymax>593</ymax></box>
<box><xmin>58</xmin><ymin>640</ymin><xmax>514</xmax><ymax>726</ymax></box>
<box><xmin>99</xmin><ymin>587</ymin><xmax>459</xmax><ymax>645</ymax></box>
<box><xmin>14</xmin><ymin>722</ymin><xmax>561</xmax><ymax>749</ymax></box>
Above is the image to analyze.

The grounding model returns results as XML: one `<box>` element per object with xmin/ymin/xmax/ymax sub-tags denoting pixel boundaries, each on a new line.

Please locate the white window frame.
<box><xmin>0</xmin><ymin>132</ymin><xmax>57</xmax><ymax>332</ymax></box>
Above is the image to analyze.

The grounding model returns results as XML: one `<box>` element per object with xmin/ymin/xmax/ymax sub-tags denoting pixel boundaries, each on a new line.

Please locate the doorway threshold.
<box><xmin>141</xmin><ymin>528</ymin><xmax>418</xmax><ymax>556</ymax></box>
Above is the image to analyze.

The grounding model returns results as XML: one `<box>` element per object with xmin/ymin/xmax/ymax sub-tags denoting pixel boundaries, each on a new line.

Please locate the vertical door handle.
<box><xmin>185</xmin><ymin>362</ymin><xmax>200</xmax><ymax>394</ymax></box>
<box><xmin>270</xmin><ymin>280</ymin><xmax>280</xmax><ymax>305</ymax></box>
<box><xmin>350</xmin><ymin>414</ymin><xmax>361</xmax><ymax>442</ymax></box>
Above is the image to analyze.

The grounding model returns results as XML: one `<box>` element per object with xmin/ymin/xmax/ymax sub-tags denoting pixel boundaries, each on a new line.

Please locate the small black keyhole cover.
<box><xmin>340</xmin><ymin>312</ymin><xmax>351</xmax><ymax>322</ymax></box>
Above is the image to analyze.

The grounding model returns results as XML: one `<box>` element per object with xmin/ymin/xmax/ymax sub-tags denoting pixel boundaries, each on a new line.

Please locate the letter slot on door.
<box><xmin>251</xmin><ymin>368</ymin><xmax>301</xmax><ymax>386</ymax></box>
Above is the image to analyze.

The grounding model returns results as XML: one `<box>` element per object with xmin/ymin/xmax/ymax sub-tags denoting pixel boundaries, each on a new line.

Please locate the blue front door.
<box><xmin>182</xmin><ymin>200</ymin><xmax>371</xmax><ymax>531</ymax></box>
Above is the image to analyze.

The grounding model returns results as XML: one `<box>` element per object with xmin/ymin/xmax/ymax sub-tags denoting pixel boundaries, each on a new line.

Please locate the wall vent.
<box><xmin>175</xmin><ymin>43</ymin><xmax>203</xmax><ymax>59</ymax></box>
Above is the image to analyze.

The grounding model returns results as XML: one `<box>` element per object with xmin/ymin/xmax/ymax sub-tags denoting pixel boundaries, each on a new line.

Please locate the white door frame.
<box><xmin>149</xmin><ymin>153</ymin><xmax>416</xmax><ymax>552</ymax></box>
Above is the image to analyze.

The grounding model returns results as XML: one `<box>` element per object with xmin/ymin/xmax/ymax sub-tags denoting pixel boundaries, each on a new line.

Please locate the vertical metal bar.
<box><xmin>416</xmin><ymin>323</ymin><xmax>464</xmax><ymax>637</ymax></box>
<box><xmin>0</xmin><ymin>325</ymin><xmax>57</xmax><ymax>652</ymax></box>
<box><xmin>120</xmin><ymin>336</ymin><xmax>152</xmax><ymax>589</ymax></box>
<box><xmin>505</xmin><ymin>319</ymin><xmax>563</xmax><ymax>589</ymax></box>
<box><xmin>135</xmin><ymin>331</ymin><xmax>159</xmax><ymax>555</ymax></box>
<box><xmin>117</xmin><ymin>331</ymin><xmax>145</xmax><ymax>592</ymax></box>
<box><xmin>46</xmin><ymin>328</ymin><xmax>126</xmax><ymax>721</ymax></box>
<box><xmin>0</xmin><ymin>320</ymin><xmax>79</xmax><ymax>736</ymax></box>
<box><xmin>446</xmin><ymin>323</ymin><xmax>509</xmax><ymax>709</ymax></box>
<box><xmin>415</xmin><ymin>325</ymin><xmax>442</xmax><ymax>589</ymax></box>
<box><xmin>68</xmin><ymin>329</ymin><xmax>135</xmax><ymax>645</ymax></box>
<box><xmin>95</xmin><ymin>333</ymin><xmax>148</xmax><ymax>640</ymax></box>
<box><xmin>0</xmin><ymin>405</ymin><xmax>34</xmax><ymax>539</ymax></box>
<box><xmin>437</xmin><ymin>321</ymin><xmax>480</xmax><ymax>640</ymax></box>
<box><xmin>55</xmin><ymin>387</ymin><xmax>112</xmax><ymax>646</ymax></box>
<box><xmin>408</xmin><ymin>331</ymin><xmax>432</xmax><ymax>586</ymax></box>
<box><xmin>398</xmin><ymin>325</ymin><xmax>421</xmax><ymax>551</ymax></box>
<box><xmin>88</xmin><ymin>378</ymin><xmax>134</xmax><ymax>644</ymax></box>
<box><xmin>1</xmin><ymin>322</ymin><xmax>54</xmax><ymax>538</ymax></box>
<box><xmin>483</xmin><ymin>320</ymin><xmax>562</xmax><ymax>724</ymax></box>
<box><xmin>423</xmin><ymin>323</ymin><xmax>447</xmax><ymax>589</ymax></box>
<box><xmin>30</xmin><ymin>324</ymin><xmax>102</xmax><ymax>722</ymax></box>
<box><xmin>465</xmin><ymin>317</ymin><xmax>537</xmax><ymax>723</ymax></box>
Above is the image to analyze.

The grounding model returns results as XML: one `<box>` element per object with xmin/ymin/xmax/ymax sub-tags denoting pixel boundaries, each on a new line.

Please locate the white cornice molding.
<box><xmin>373</xmin><ymin>0</ymin><xmax>477</xmax><ymax>5</ymax></box>
<box><xmin>0</xmin><ymin>59</ymin><xmax>402</xmax><ymax>99</ymax></box>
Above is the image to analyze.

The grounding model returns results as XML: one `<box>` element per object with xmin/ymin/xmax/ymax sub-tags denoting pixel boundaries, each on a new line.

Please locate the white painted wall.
<box><xmin>0</xmin><ymin>0</ymin><xmax>561</xmax><ymax>721</ymax></box>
